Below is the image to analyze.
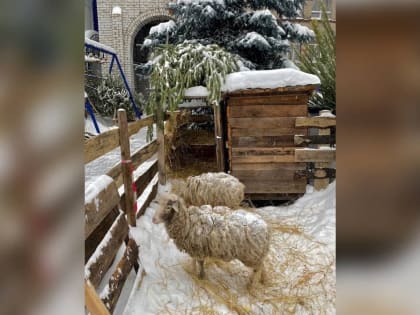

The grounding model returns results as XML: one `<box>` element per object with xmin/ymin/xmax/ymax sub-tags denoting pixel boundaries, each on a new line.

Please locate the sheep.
<box><xmin>152</xmin><ymin>193</ymin><xmax>271</xmax><ymax>287</ymax></box>
<box><xmin>171</xmin><ymin>172</ymin><xmax>245</xmax><ymax>209</ymax></box>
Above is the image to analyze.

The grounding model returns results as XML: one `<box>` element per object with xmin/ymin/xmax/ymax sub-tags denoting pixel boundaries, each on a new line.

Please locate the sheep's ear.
<box><xmin>172</xmin><ymin>200</ymin><xmax>179</xmax><ymax>212</ymax></box>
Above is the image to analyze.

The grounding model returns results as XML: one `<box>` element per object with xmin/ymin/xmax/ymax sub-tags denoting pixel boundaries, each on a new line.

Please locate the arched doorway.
<box><xmin>133</xmin><ymin>18</ymin><xmax>170</xmax><ymax>97</ymax></box>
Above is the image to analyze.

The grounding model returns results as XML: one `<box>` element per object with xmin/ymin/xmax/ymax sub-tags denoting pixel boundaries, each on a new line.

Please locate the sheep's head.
<box><xmin>152</xmin><ymin>193</ymin><xmax>181</xmax><ymax>224</ymax></box>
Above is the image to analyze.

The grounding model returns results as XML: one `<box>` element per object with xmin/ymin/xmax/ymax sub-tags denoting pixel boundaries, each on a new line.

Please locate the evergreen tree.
<box><xmin>94</xmin><ymin>76</ymin><xmax>144</xmax><ymax>121</ymax></box>
<box><xmin>141</xmin><ymin>0</ymin><xmax>314</xmax><ymax>70</ymax></box>
<box><xmin>296</xmin><ymin>6</ymin><xmax>335</xmax><ymax>112</ymax></box>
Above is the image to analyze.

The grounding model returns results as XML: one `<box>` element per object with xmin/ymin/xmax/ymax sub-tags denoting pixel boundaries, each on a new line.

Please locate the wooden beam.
<box><xmin>295</xmin><ymin>116</ymin><xmax>336</xmax><ymax>128</ymax></box>
<box><xmin>213</xmin><ymin>102</ymin><xmax>225</xmax><ymax>171</ymax></box>
<box><xmin>229</xmin><ymin>104</ymin><xmax>307</xmax><ymax>118</ymax></box>
<box><xmin>102</xmin><ymin>239</ymin><xmax>138</xmax><ymax>313</ymax></box>
<box><xmin>107</xmin><ymin>140</ymin><xmax>158</xmax><ymax>187</ymax></box>
<box><xmin>85</xmin><ymin>207</ymin><xmax>119</xmax><ymax>263</ymax></box>
<box><xmin>85</xmin><ymin>129</ymin><xmax>119</xmax><ymax>164</ymax></box>
<box><xmin>85</xmin><ymin>176</ymin><xmax>120</xmax><ymax>239</ymax></box>
<box><xmin>231</xmin><ymin>162</ymin><xmax>306</xmax><ymax>171</ymax></box>
<box><xmin>232</xmin><ymin>147</ymin><xmax>296</xmax><ymax>157</ymax></box>
<box><xmin>232</xmin><ymin>128</ymin><xmax>301</xmax><ymax>137</ymax></box>
<box><xmin>226</xmin><ymin>84</ymin><xmax>318</xmax><ymax>97</ymax></box>
<box><xmin>137</xmin><ymin>179</ymin><xmax>159</xmax><ymax>218</ymax></box>
<box><xmin>85</xmin><ymin>213</ymin><xmax>128</xmax><ymax>289</ymax></box>
<box><xmin>294</xmin><ymin>134</ymin><xmax>335</xmax><ymax>145</ymax></box>
<box><xmin>232</xmin><ymin>135</ymin><xmax>295</xmax><ymax>147</ymax></box>
<box><xmin>229</xmin><ymin>117</ymin><xmax>296</xmax><ymax>129</ymax></box>
<box><xmin>157</xmin><ymin>126</ymin><xmax>166</xmax><ymax>185</ymax></box>
<box><xmin>228</xmin><ymin>94</ymin><xmax>308</xmax><ymax>106</ymax></box>
<box><xmin>84</xmin><ymin>115</ymin><xmax>155</xmax><ymax>164</ymax></box>
<box><xmin>118</xmin><ymin>109</ymin><xmax>136</xmax><ymax>227</ymax></box>
<box><xmin>120</xmin><ymin>160</ymin><xmax>158</xmax><ymax>212</ymax></box>
<box><xmin>127</xmin><ymin>115</ymin><xmax>154</xmax><ymax>136</ymax></box>
<box><xmin>294</xmin><ymin>148</ymin><xmax>336</xmax><ymax>162</ymax></box>
<box><xmin>85</xmin><ymin>281</ymin><xmax>111</xmax><ymax>315</ymax></box>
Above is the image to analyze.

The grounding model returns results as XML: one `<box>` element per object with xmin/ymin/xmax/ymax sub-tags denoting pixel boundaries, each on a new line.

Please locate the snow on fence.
<box><xmin>84</xmin><ymin>110</ymin><xmax>166</xmax><ymax>314</ymax></box>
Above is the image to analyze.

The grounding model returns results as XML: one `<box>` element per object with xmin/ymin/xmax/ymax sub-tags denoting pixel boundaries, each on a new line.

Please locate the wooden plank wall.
<box><xmin>227</xmin><ymin>92</ymin><xmax>310</xmax><ymax>197</ymax></box>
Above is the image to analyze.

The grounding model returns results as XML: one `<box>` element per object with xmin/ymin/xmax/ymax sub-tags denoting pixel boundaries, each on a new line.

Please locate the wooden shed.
<box><xmin>224</xmin><ymin>82</ymin><xmax>319</xmax><ymax>200</ymax></box>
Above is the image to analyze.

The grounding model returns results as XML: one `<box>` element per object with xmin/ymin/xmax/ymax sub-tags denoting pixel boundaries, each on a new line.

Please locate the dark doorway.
<box><xmin>133</xmin><ymin>19</ymin><xmax>169</xmax><ymax>97</ymax></box>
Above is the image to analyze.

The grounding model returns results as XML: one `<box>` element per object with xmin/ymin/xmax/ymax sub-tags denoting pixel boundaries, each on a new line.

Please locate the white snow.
<box><xmin>177</xmin><ymin>0</ymin><xmax>225</xmax><ymax>6</ymax></box>
<box><xmin>85</xmin><ymin>37</ymin><xmax>117</xmax><ymax>55</ymax></box>
<box><xmin>184</xmin><ymin>86</ymin><xmax>209</xmax><ymax>98</ymax></box>
<box><xmin>292</xmin><ymin>23</ymin><xmax>315</xmax><ymax>38</ymax></box>
<box><xmin>122</xmin><ymin>181</ymin><xmax>336</xmax><ymax>315</ymax></box>
<box><xmin>149</xmin><ymin>20</ymin><xmax>176</xmax><ymax>36</ymax></box>
<box><xmin>222</xmin><ymin>68</ymin><xmax>320</xmax><ymax>92</ymax></box>
<box><xmin>84</xmin><ymin>55</ymin><xmax>102</xmax><ymax>63</ymax></box>
<box><xmin>239</xmin><ymin>31</ymin><xmax>271</xmax><ymax>49</ymax></box>
<box><xmin>112</xmin><ymin>6</ymin><xmax>122</xmax><ymax>15</ymax></box>
<box><xmin>318</xmin><ymin>110</ymin><xmax>336</xmax><ymax>118</ymax></box>
<box><xmin>85</xmin><ymin>175</ymin><xmax>114</xmax><ymax>205</ymax></box>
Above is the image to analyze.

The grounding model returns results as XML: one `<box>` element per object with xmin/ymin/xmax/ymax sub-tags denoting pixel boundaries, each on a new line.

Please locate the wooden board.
<box><xmin>227</xmin><ymin>85</ymin><xmax>317</xmax><ymax>98</ymax></box>
<box><xmin>232</xmin><ymin>169</ymin><xmax>300</xmax><ymax>181</ymax></box>
<box><xmin>229</xmin><ymin>117</ymin><xmax>296</xmax><ymax>129</ymax></box>
<box><xmin>85</xmin><ymin>281</ymin><xmax>111</xmax><ymax>315</ymax></box>
<box><xmin>85</xmin><ymin>213</ymin><xmax>128</xmax><ymax>289</ymax></box>
<box><xmin>294</xmin><ymin>134</ymin><xmax>335</xmax><ymax>145</ymax></box>
<box><xmin>231</xmin><ymin>128</ymin><xmax>302</xmax><ymax>137</ymax></box>
<box><xmin>295</xmin><ymin>116</ymin><xmax>336</xmax><ymax>128</ymax></box>
<box><xmin>85</xmin><ymin>207</ymin><xmax>119</xmax><ymax>263</ymax></box>
<box><xmin>231</xmin><ymin>162</ymin><xmax>306</xmax><ymax>171</ymax></box>
<box><xmin>232</xmin><ymin>155</ymin><xmax>295</xmax><ymax>163</ymax></box>
<box><xmin>127</xmin><ymin>115</ymin><xmax>154</xmax><ymax>136</ymax></box>
<box><xmin>120</xmin><ymin>160</ymin><xmax>158</xmax><ymax>212</ymax></box>
<box><xmin>232</xmin><ymin>147</ymin><xmax>295</xmax><ymax>157</ymax></box>
<box><xmin>229</xmin><ymin>104</ymin><xmax>307</xmax><ymax>118</ymax></box>
<box><xmin>107</xmin><ymin>140</ymin><xmax>158</xmax><ymax>186</ymax></box>
<box><xmin>85</xmin><ymin>129</ymin><xmax>119</xmax><ymax>164</ymax></box>
<box><xmin>231</xmin><ymin>135</ymin><xmax>295</xmax><ymax>147</ymax></box>
<box><xmin>294</xmin><ymin>148</ymin><xmax>336</xmax><ymax>162</ymax></box>
<box><xmin>102</xmin><ymin>239</ymin><xmax>138</xmax><ymax>313</ymax></box>
<box><xmin>85</xmin><ymin>115</ymin><xmax>155</xmax><ymax>164</ymax></box>
<box><xmin>137</xmin><ymin>180</ymin><xmax>159</xmax><ymax>218</ymax></box>
<box><xmin>242</xmin><ymin>178</ymin><xmax>307</xmax><ymax>194</ymax></box>
<box><xmin>228</xmin><ymin>94</ymin><xmax>308</xmax><ymax>106</ymax></box>
<box><xmin>85</xmin><ymin>177</ymin><xmax>120</xmax><ymax>239</ymax></box>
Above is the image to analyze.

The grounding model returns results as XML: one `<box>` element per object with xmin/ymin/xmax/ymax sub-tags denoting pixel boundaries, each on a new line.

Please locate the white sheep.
<box><xmin>152</xmin><ymin>193</ymin><xmax>271</xmax><ymax>287</ymax></box>
<box><xmin>171</xmin><ymin>172</ymin><xmax>245</xmax><ymax>209</ymax></box>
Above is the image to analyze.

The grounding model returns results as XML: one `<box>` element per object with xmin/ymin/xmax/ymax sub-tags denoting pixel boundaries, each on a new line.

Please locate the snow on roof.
<box><xmin>149</xmin><ymin>20</ymin><xmax>176</xmax><ymax>36</ymax></box>
<box><xmin>184</xmin><ymin>86</ymin><xmax>209</xmax><ymax>98</ymax></box>
<box><xmin>85</xmin><ymin>37</ymin><xmax>117</xmax><ymax>55</ymax></box>
<box><xmin>222</xmin><ymin>68</ymin><xmax>320</xmax><ymax>92</ymax></box>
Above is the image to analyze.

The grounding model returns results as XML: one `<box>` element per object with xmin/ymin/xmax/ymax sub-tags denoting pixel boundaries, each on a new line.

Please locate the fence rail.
<box><xmin>84</xmin><ymin>110</ymin><xmax>164</xmax><ymax>315</ymax></box>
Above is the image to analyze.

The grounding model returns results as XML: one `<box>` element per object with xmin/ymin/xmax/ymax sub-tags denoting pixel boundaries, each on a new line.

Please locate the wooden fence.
<box><xmin>84</xmin><ymin>110</ymin><xmax>165</xmax><ymax>314</ymax></box>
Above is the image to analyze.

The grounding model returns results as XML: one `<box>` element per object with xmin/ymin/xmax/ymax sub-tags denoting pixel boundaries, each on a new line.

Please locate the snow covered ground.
<box><xmin>123</xmin><ymin>182</ymin><xmax>336</xmax><ymax>315</ymax></box>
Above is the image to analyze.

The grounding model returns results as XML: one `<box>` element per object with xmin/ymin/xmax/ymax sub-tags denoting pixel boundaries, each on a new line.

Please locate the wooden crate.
<box><xmin>226</xmin><ymin>85</ymin><xmax>317</xmax><ymax>199</ymax></box>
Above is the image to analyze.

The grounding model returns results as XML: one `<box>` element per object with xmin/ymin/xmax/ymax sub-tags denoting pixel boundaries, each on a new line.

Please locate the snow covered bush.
<box><xmin>95</xmin><ymin>76</ymin><xmax>144</xmax><ymax>121</ymax></box>
<box><xmin>296</xmin><ymin>6</ymin><xmax>335</xmax><ymax>112</ymax></box>
<box><xmin>144</xmin><ymin>43</ymin><xmax>238</xmax><ymax>136</ymax></box>
<box><xmin>142</xmin><ymin>0</ymin><xmax>314</xmax><ymax>70</ymax></box>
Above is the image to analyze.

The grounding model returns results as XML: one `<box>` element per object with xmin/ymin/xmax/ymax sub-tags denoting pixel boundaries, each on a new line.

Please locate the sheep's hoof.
<box><xmin>198</xmin><ymin>270</ymin><xmax>205</xmax><ymax>279</ymax></box>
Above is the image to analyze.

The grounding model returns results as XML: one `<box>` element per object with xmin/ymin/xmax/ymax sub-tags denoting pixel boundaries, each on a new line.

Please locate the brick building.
<box><xmin>85</xmin><ymin>0</ymin><xmax>335</xmax><ymax>92</ymax></box>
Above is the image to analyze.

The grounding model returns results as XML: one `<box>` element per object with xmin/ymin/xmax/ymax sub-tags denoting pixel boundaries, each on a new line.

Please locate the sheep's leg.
<box><xmin>192</xmin><ymin>259</ymin><xmax>197</xmax><ymax>274</ymax></box>
<box><xmin>249</xmin><ymin>266</ymin><xmax>262</xmax><ymax>289</ymax></box>
<box><xmin>198</xmin><ymin>260</ymin><xmax>205</xmax><ymax>279</ymax></box>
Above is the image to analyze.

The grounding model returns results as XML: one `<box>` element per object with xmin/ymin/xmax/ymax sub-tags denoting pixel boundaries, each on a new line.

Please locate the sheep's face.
<box><xmin>152</xmin><ymin>194</ymin><xmax>179</xmax><ymax>224</ymax></box>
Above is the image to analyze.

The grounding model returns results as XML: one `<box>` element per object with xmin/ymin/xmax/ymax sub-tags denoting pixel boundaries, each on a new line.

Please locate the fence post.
<box><xmin>213</xmin><ymin>102</ymin><xmax>225</xmax><ymax>171</ymax></box>
<box><xmin>157</xmin><ymin>124</ymin><xmax>166</xmax><ymax>185</ymax></box>
<box><xmin>117</xmin><ymin>109</ymin><xmax>136</xmax><ymax>227</ymax></box>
